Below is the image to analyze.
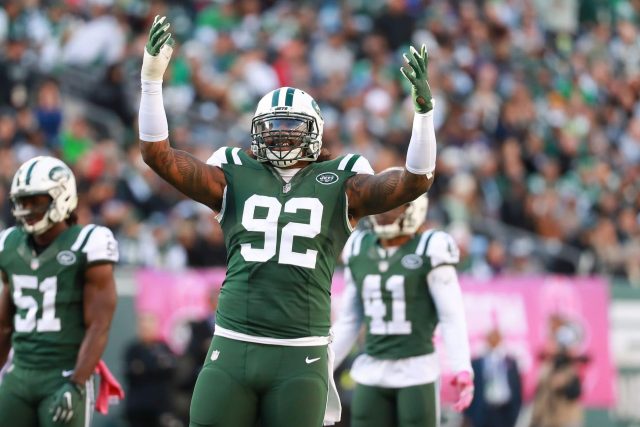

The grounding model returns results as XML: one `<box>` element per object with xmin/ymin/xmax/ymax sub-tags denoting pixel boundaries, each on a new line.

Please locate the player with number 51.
<box><xmin>139</xmin><ymin>15</ymin><xmax>440</xmax><ymax>427</ymax></box>
<box><xmin>0</xmin><ymin>156</ymin><xmax>119</xmax><ymax>426</ymax></box>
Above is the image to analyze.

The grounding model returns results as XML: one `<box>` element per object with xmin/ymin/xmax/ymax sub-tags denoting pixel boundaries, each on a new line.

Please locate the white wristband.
<box><xmin>139</xmin><ymin>80</ymin><xmax>169</xmax><ymax>142</ymax></box>
<box><xmin>405</xmin><ymin>109</ymin><xmax>437</xmax><ymax>176</ymax></box>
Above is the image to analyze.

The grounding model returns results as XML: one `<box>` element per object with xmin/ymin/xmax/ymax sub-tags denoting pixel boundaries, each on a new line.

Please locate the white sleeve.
<box><xmin>206</xmin><ymin>147</ymin><xmax>228</xmax><ymax>168</ymax></box>
<box><xmin>83</xmin><ymin>226</ymin><xmax>119</xmax><ymax>264</ymax></box>
<box><xmin>330</xmin><ymin>267</ymin><xmax>363</xmax><ymax>370</ymax></box>
<box><xmin>352</xmin><ymin>156</ymin><xmax>374</xmax><ymax>175</ymax></box>
<box><xmin>428</xmin><ymin>265</ymin><xmax>472</xmax><ymax>374</ymax></box>
<box><xmin>405</xmin><ymin>110</ymin><xmax>436</xmax><ymax>176</ymax></box>
<box><xmin>139</xmin><ymin>80</ymin><xmax>169</xmax><ymax>142</ymax></box>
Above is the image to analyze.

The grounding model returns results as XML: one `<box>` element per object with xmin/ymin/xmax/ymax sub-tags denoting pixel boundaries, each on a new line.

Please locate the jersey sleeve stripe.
<box><xmin>338</xmin><ymin>154</ymin><xmax>354</xmax><ymax>171</ymax></box>
<box><xmin>415</xmin><ymin>230</ymin><xmax>435</xmax><ymax>255</ymax></box>
<box><xmin>0</xmin><ymin>227</ymin><xmax>16</xmax><ymax>251</ymax></box>
<box><xmin>344</xmin><ymin>154</ymin><xmax>361</xmax><ymax>172</ymax></box>
<box><xmin>344</xmin><ymin>192</ymin><xmax>354</xmax><ymax>233</ymax></box>
<box><xmin>231</xmin><ymin>147</ymin><xmax>243</xmax><ymax>165</ymax></box>
<box><xmin>71</xmin><ymin>224</ymin><xmax>96</xmax><ymax>251</ymax></box>
<box><xmin>215</xmin><ymin>186</ymin><xmax>228</xmax><ymax>223</ymax></box>
<box><xmin>224</xmin><ymin>147</ymin><xmax>234</xmax><ymax>165</ymax></box>
<box><xmin>78</xmin><ymin>226</ymin><xmax>98</xmax><ymax>252</ymax></box>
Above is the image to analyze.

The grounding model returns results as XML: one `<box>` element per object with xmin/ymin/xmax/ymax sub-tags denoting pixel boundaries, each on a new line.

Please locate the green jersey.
<box><xmin>0</xmin><ymin>224</ymin><xmax>118</xmax><ymax>369</ymax></box>
<box><xmin>207</xmin><ymin>147</ymin><xmax>373</xmax><ymax>339</ymax></box>
<box><xmin>343</xmin><ymin>229</ymin><xmax>458</xmax><ymax>360</ymax></box>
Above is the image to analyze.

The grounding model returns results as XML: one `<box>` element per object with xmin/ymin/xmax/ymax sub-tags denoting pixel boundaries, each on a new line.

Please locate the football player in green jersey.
<box><xmin>0</xmin><ymin>156</ymin><xmax>119</xmax><ymax>427</ymax></box>
<box><xmin>332</xmin><ymin>184</ymin><xmax>474</xmax><ymax>427</ymax></box>
<box><xmin>139</xmin><ymin>16</ymin><xmax>438</xmax><ymax>427</ymax></box>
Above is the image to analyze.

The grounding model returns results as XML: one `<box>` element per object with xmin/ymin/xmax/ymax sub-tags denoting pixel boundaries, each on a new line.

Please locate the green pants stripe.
<box><xmin>189</xmin><ymin>335</ymin><xmax>329</xmax><ymax>427</ymax></box>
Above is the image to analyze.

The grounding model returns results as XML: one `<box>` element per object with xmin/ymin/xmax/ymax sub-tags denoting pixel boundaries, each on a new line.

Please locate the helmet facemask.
<box><xmin>251</xmin><ymin>87</ymin><xmax>324</xmax><ymax>167</ymax></box>
<box><xmin>252</xmin><ymin>113</ymin><xmax>320</xmax><ymax>167</ymax></box>
<box><xmin>11</xmin><ymin>193</ymin><xmax>55</xmax><ymax>235</ymax></box>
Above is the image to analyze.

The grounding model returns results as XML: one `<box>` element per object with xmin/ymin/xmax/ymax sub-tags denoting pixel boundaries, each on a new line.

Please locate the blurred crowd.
<box><xmin>0</xmin><ymin>0</ymin><xmax>639</xmax><ymax>284</ymax></box>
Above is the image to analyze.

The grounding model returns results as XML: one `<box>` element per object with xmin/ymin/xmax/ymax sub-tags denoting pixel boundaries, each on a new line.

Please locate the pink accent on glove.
<box><xmin>450</xmin><ymin>371</ymin><xmax>474</xmax><ymax>412</ymax></box>
<box><xmin>94</xmin><ymin>360</ymin><xmax>125</xmax><ymax>414</ymax></box>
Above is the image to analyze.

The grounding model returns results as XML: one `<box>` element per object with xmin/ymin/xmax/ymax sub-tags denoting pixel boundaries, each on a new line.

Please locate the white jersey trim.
<box><xmin>344</xmin><ymin>193</ymin><xmax>354</xmax><ymax>233</ymax></box>
<box><xmin>0</xmin><ymin>227</ymin><xmax>16</xmax><ymax>252</ymax></box>
<box><xmin>83</xmin><ymin>226</ymin><xmax>119</xmax><ymax>263</ymax></box>
<box><xmin>206</xmin><ymin>147</ymin><xmax>228</xmax><ymax>168</ymax></box>
<box><xmin>350</xmin><ymin>352</ymin><xmax>440</xmax><ymax>387</ymax></box>
<box><xmin>231</xmin><ymin>147</ymin><xmax>242</xmax><ymax>165</ymax></box>
<box><xmin>351</xmin><ymin>156</ymin><xmax>374</xmax><ymax>175</ymax></box>
<box><xmin>84</xmin><ymin>376</ymin><xmax>95</xmax><ymax>427</ymax></box>
<box><xmin>215</xmin><ymin>186</ymin><xmax>228</xmax><ymax>223</ymax></box>
<box><xmin>427</xmin><ymin>231</ymin><xmax>460</xmax><ymax>267</ymax></box>
<box><xmin>214</xmin><ymin>324</ymin><xmax>331</xmax><ymax>347</ymax></box>
<box><xmin>338</xmin><ymin>154</ymin><xmax>354</xmax><ymax>171</ymax></box>
<box><xmin>71</xmin><ymin>225</ymin><xmax>96</xmax><ymax>251</ymax></box>
<box><xmin>415</xmin><ymin>230</ymin><xmax>435</xmax><ymax>256</ymax></box>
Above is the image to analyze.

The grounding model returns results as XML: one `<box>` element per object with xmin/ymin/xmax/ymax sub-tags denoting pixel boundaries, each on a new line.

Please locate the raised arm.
<box><xmin>347</xmin><ymin>44</ymin><xmax>436</xmax><ymax>221</ymax></box>
<box><xmin>346</xmin><ymin>168</ymin><xmax>432</xmax><ymax>219</ymax></box>
<box><xmin>138</xmin><ymin>16</ymin><xmax>226</xmax><ymax>211</ymax></box>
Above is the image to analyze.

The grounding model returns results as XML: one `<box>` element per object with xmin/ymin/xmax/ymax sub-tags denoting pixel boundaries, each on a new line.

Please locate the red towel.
<box><xmin>94</xmin><ymin>360</ymin><xmax>125</xmax><ymax>414</ymax></box>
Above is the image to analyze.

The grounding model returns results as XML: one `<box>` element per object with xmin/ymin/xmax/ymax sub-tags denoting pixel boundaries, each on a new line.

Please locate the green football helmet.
<box><xmin>251</xmin><ymin>87</ymin><xmax>324</xmax><ymax>167</ymax></box>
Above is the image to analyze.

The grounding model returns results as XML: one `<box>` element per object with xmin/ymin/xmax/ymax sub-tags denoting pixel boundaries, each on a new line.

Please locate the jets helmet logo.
<box><xmin>48</xmin><ymin>166</ymin><xmax>70</xmax><ymax>182</ymax></box>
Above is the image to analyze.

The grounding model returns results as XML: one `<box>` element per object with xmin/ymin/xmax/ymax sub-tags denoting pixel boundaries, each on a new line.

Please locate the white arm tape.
<box><xmin>139</xmin><ymin>80</ymin><xmax>169</xmax><ymax>142</ymax></box>
<box><xmin>405</xmin><ymin>110</ymin><xmax>436</xmax><ymax>175</ymax></box>
<box><xmin>428</xmin><ymin>265</ymin><xmax>472</xmax><ymax>373</ymax></box>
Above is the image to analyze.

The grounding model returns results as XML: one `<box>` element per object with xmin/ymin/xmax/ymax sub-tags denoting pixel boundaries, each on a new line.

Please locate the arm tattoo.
<box><xmin>347</xmin><ymin>169</ymin><xmax>433</xmax><ymax>220</ymax></box>
<box><xmin>140</xmin><ymin>139</ymin><xmax>225</xmax><ymax>210</ymax></box>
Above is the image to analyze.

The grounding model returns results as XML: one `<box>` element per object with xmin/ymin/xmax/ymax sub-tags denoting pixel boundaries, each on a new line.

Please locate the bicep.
<box><xmin>346</xmin><ymin>168</ymin><xmax>433</xmax><ymax>220</ymax></box>
<box><xmin>83</xmin><ymin>263</ymin><xmax>117</xmax><ymax>328</ymax></box>
<box><xmin>140</xmin><ymin>139</ymin><xmax>226</xmax><ymax>210</ymax></box>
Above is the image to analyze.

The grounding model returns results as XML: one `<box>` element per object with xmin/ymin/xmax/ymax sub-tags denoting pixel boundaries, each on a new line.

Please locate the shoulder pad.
<box><xmin>72</xmin><ymin>225</ymin><xmax>119</xmax><ymax>263</ymax></box>
<box><xmin>0</xmin><ymin>227</ymin><xmax>17</xmax><ymax>252</ymax></box>
<box><xmin>206</xmin><ymin>147</ymin><xmax>244</xmax><ymax>167</ymax></box>
<box><xmin>337</xmin><ymin>154</ymin><xmax>374</xmax><ymax>175</ymax></box>
<box><xmin>425</xmin><ymin>230</ymin><xmax>460</xmax><ymax>267</ymax></box>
